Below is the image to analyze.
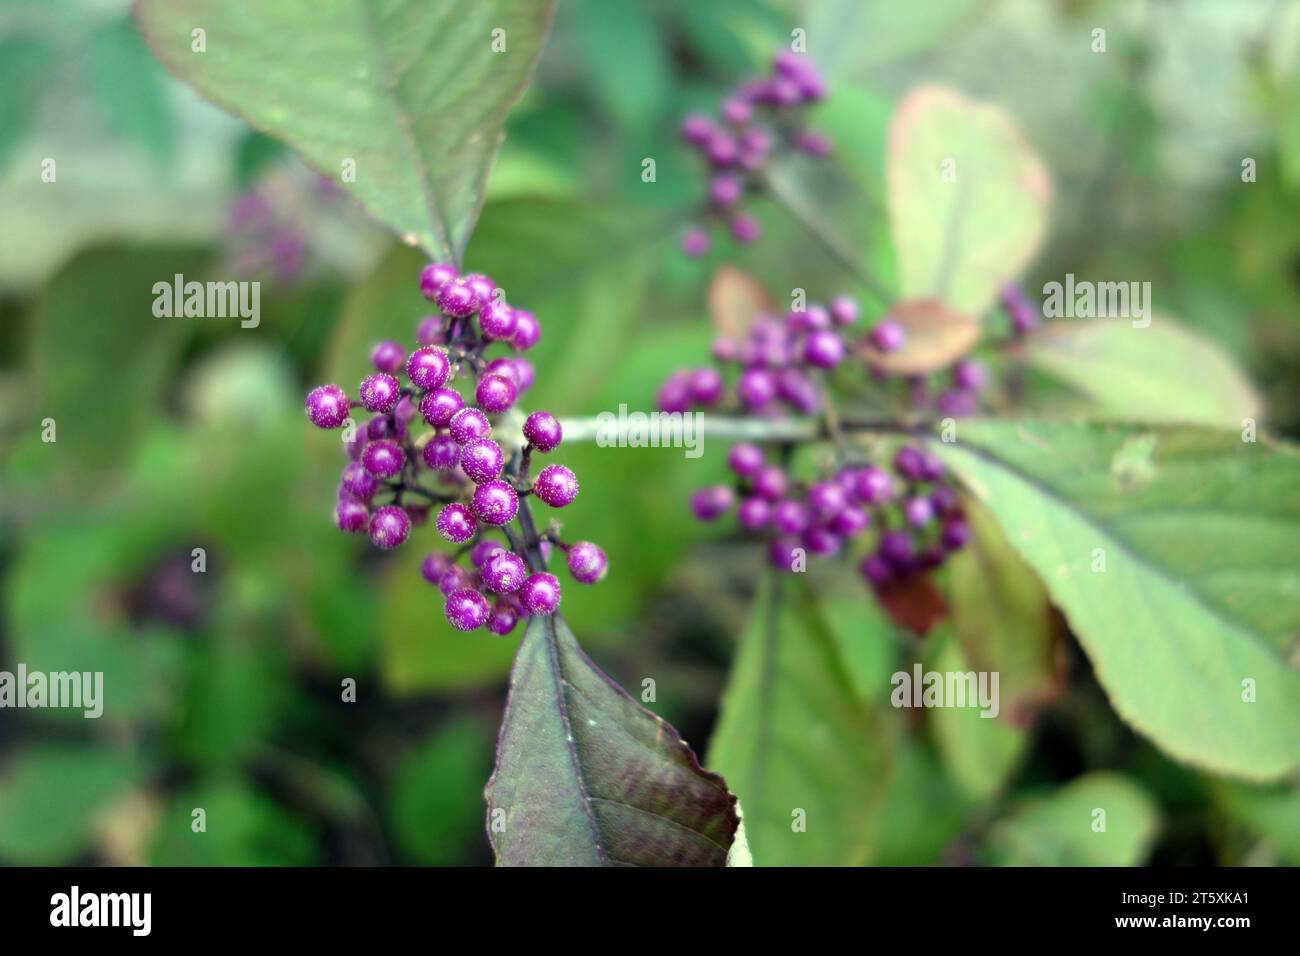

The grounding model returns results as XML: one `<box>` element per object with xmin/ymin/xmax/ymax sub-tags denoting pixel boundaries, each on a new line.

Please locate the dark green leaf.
<box><xmin>486</xmin><ymin>613</ymin><xmax>738</xmax><ymax>866</ymax></box>
<box><xmin>135</xmin><ymin>0</ymin><xmax>557</xmax><ymax>262</ymax></box>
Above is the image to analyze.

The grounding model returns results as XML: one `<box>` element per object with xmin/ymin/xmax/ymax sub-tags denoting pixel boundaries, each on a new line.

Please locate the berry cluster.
<box><xmin>692</xmin><ymin>442</ymin><xmax>968</xmax><ymax>593</ymax></box>
<box><xmin>304</xmin><ymin>265</ymin><xmax>607</xmax><ymax>634</ymax></box>
<box><xmin>656</xmin><ymin>295</ymin><xmax>903</xmax><ymax>416</ymax></box>
<box><xmin>679</xmin><ymin>50</ymin><xmax>830</xmax><ymax>258</ymax></box>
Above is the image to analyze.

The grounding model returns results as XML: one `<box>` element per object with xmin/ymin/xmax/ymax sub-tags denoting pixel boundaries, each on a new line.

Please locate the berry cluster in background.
<box><xmin>692</xmin><ymin>442</ymin><xmax>968</xmax><ymax>592</ymax></box>
<box><xmin>657</xmin><ymin>294</ymin><xmax>902</xmax><ymax>417</ymax></box>
<box><xmin>304</xmin><ymin>265</ymin><xmax>606</xmax><ymax>635</ymax></box>
<box><xmin>679</xmin><ymin>50</ymin><xmax>829</xmax><ymax>258</ymax></box>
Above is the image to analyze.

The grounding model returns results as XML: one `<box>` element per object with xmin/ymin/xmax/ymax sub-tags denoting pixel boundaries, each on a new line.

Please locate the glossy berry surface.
<box><xmin>472</xmin><ymin>480</ymin><xmax>519</xmax><ymax>525</ymax></box>
<box><xmin>520</xmin><ymin>573</ymin><xmax>561</xmax><ymax>615</ymax></box>
<box><xmin>368</xmin><ymin>505</ymin><xmax>410</xmax><ymax>550</ymax></box>
<box><xmin>483</xmin><ymin>549</ymin><xmax>527</xmax><ymax>593</ymax></box>
<box><xmin>436</xmin><ymin>503</ymin><xmax>477</xmax><ymax>543</ymax></box>
<box><xmin>359</xmin><ymin>373</ymin><xmax>400</xmax><ymax>413</ymax></box>
<box><xmin>533</xmin><ymin>465</ymin><xmax>578</xmax><ymax>508</ymax></box>
<box><xmin>523</xmin><ymin>411</ymin><xmax>563</xmax><ymax>452</ymax></box>
<box><xmin>445</xmin><ymin>588</ymin><xmax>490</xmax><ymax>631</ymax></box>
<box><xmin>406</xmin><ymin>346</ymin><xmax>451</xmax><ymax>390</ymax></box>
<box><xmin>460</xmin><ymin>438</ymin><xmax>504</xmax><ymax>484</ymax></box>
<box><xmin>361</xmin><ymin>440</ymin><xmax>403</xmax><ymax>479</ymax></box>
<box><xmin>566</xmin><ymin>541</ymin><xmax>608</xmax><ymax>584</ymax></box>
<box><xmin>449</xmin><ymin>407</ymin><xmax>491</xmax><ymax>444</ymax></box>
<box><xmin>306</xmin><ymin>384</ymin><xmax>350</xmax><ymax>429</ymax></box>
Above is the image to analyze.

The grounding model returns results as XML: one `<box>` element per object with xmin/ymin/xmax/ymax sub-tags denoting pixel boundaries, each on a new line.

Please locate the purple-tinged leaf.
<box><xmin>485</xmin><ymin>613</ymin><xmax>739</xmax><ymax>866</ymax></box>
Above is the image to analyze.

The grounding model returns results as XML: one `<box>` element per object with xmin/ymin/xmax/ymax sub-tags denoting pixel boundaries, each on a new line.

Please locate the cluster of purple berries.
<box><xmin>303</xmin><ymin>264</ymin><xmax>607</xmax><ymax>634</ymax></box>
<box><xmin>656</xmin><ymin>296</ymin><xmax>904</xmax><ymax>416</ymax></box>
<box><xmin>679</xmin><ymin>50</ymin><xmax>830</xmax><ymax>258</ymax></box>
<box><xmin>691</xmin><ymin>442</ymin><xmax>969</xmax><ymax>593</ymax></box>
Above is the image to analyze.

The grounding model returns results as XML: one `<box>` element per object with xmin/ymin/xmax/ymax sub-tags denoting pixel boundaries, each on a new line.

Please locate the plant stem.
<box><xmin>553</xmin><ymin>413</ymin><xmax>915</xmax><ymax>445</ymax></box>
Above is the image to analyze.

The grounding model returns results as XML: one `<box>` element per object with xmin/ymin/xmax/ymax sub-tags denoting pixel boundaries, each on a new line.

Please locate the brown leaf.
<box><xmin>875</xmin><ymin>571</ymin><xmax>949</xmax><ymax>637</ymax></box>
<box><xmin>708</xmin><ymin>265</ymin><xmax>776</xmax><ymax>340</ymax></box>
<box><xmin>856</xmin><ymin>298</ymin><xmax>980</xmax><ymax>375</ymax></box>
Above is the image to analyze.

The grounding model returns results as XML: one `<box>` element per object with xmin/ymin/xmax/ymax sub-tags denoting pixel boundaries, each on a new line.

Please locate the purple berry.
<box><xmin>768</xmin><ymin>536</ymin><xmax>802</xmax><ymax>572</ymax></box>
<box><xmin>471</xmin><ymin>480</ymin><xmax>519</xmax><ymax>525</ymax></box>
<box><xmin>721</xmin><ymin>98</ymin><xmax>752</xmax><ymax>125</ymax></box>
<box><xmin>860</xmin><ymin>554</ymin><xmax>891</xmax><ymax>588</ymax></box>
<box><xmin>808</xmin><ymin>481</ymin><xmax>848</xmax><ymax>520</ymax></box>
<box><xmin>710</xmin><ymin>174</ymin><xmax>743</xmax><ymax>207</ymax></box>
<box><xmin>893</xmin><ymin>446</ymin><xmax>926</xmax><ymax>482</ymax></box>
<box><xmin>737</xmin><ymin>496</ymin><xmax>771</xmax><ymax>532</ymax></box>
<box><xmin>729</xmin><ymin>213</ymin><xmax>760</xmax><ymax>243</ymax></box>
<box><xmin>753</xmin><ymin>465</ymin><xmax>788</xmax><ymax>501</ymax></box>
<box><xmin>691</xmin><ymin>485</ymin><xmax>733</xmax><ymax>522</ymax></box>
<box><xmin>727</xmin><ymin>442</ymin><xmax>764</xmax><ymax>477</ymax></box>
<box><xmin>681</xmin><ymin>229</ymin><xmax>710</xmax><ymax>259</ymax></box>
<box><xmin>869</xmin><ymin>319</ymin><xmax>906</xmax><ymax>353</ymax></box>
<box><xmin>470</xmin><ymin>540</ymin><xmax>502</xmax><ymax>568</ymax></box>
<box><xmin>510</xmin><ymin>358</ymin><xmax>536</xmax><ymax>392</ymax></box>
<box><xmin>438</xmin><ymin>564</ymin><xmax>474</xmax><ymax>597</ymax></box>
<box><xmin>803</xmin><ymin>330</ymin><xmax>845</xmax><ymax>369</ymax></box>
<box><xmin>941</xmin><ymin>518</ymin><xmax>970</xmax><ymax>551</ymax></box>
<box><xmin>706</xmin><ymin>130</ymin><xmax>738</xmax><ymax>167</ymax></box>
<box><xmin>510</xmin><ymin>310</ymin><xmax>540</xmax><ymax>351</ymax></box>
<box><xmin>475</xmin><ymin>374</ymin><xmax>517</xmax><ymax>414</ymax></box>
<box><xmin>419</xmin><ymin>387</ymin><xmax>464</xmax><ymax>427</ymax></box>
<box><xmin>930</xmin><ymin>485</ymin><xmax>960</xmax><ymax>516</ymax></box>
<box><xmin>420</xmin><ymin>263</ymin><xmax>458</xmax><ymax>300</ymax></box>
<box><xmin>680</xmin><ymin>114</ymin><xmax>712</xmax><ymax>145</ymax></box>
<box><xmin>738</xmin><ymin>367</ymin><xmax>776</xmax><ymax>410</ymax></box>
<box><xmin>905</xmin><ymin>496</ymin><xmax>934</xmax><ymax>526</ymax></box>
<box><xmin>533</xmin><ymin>464</ymin><xmax>579</xmax><ymax>508</ymax></box>
<box><xmin>460</xmin><ymin>438</ymin><xmax>504</xmax><ymax>484</ymax></box>
<box><xmin>952</xmin><ymin>359</ymin><xmax>986</xmax><ymax>391</ymax></box>
<box><xmin>420</xmin><ymin>552</ymin><xmax>453</xmax><ymax>585</ymax></box>
<box><xmin>335</xmin><ymin>499</ymin><xmax>368</xmax><ymax>533</ymax></box>
<box><xmin>416</xmin><ymin>315</ymin><xmax>444</xmax><ymax>346</ymax></box>
<box><xmin>422</xmin><ymin>433</ymin><xmax>460</xmax><ymax>471</ymax></box>
<box><xmin>854</xmin><ymin>465</ymin><xmax>892</xmax><ymax>505</ymax></box>
<box><xmin>306</xmin><ymin>384</ymin><xmax>350</xmax><ymax>429</ymax></box>
<box><xmin>449</xmin><ymin>407</ymin><xmax>491</xmax><ymax>444</ymax></box>
<box><xmin>1001</xmin><ymin>284</ymin><xmax>1038</xmax><ymax>334</ymax></box>
<box><xmin>519</xmin><ymin>573</ymin><xmax>561</xmax><ymax>615</ymax></box>
<box><xmin>406</xmin><ymin>346</ymin><xmax>451</xmax><ymax>390</ymax></box>
<box><xmin>479</xmin><ymin>299</ymin><xmax>518</xmax><ymax>340</ymax></box>
<box><xmin>879</xmin><ymin>531</ymin><xmax>915</xmax><ymax>570</ymax></box>
<box><xmin>340</xmin><ymin>461</ymin><xmax>379</xmax><ymax>500</ymax></box>
<box><xmin>445</xmin><ymin>588</ymin><xmax>490</xmax><ymax>631</ymax></box>
<box><xmin>936</xmin><ymin>389</ymin><xmax>978</xmax><ymax>417</ymax></box>
<box><xmin>358</xmin><ymin>373</ymin><xmax>400</xmax><ymax>413</ymax></box>
<box><xmin>772</xmin><ymin>499</ymin><xmax>809</xmax><ymax>535</ymax></box>
<box><xmin>523</xmin><ymin>411</ymin><xmax>563</xmax><ymax>452</ymax></box>
<box><xmin>688</xmin><ymin>367</ymin><xmax>724</xmax><ymax>405</ymax></box>
<box><xmin>365</xmin><ymin>416</ymin><xmax>390</xmax><ymax>441</ymax></box>
<box><xmin>920</xmin><ymin>451</ymin><xmax>944</xmax><ymax>481</ymax></box>
<box><xmin>776</xmin><ymin>368</ymin><xmax>821</xmax><ymax>414</ymax></box>
<box><xmin>483</xmin><ymin>549</ymin><xmax>527</xmax><ymax>593</ymax></box>
<box><xmin>566</xmin><ymin>541</ymin><xmax>608</xmax><ymax>584</ymax></box>
<box><xmin>437</xmin><ymin>278</ymin><xmax>479</xmax><ymax>318</ymax></box>
<box><xmin>803</xmin><ymin>526</ymin><xmax>840</xmax><ymax>555</ymax></box>
<box><xmin>829</xmin><ymin>296</ymin><xmax>859</xmax><ymax>326</ymax></box>
<box><xmin>370</xmin><ymin>340</ymin><xmax>406</xmax><ymax>374</ymax></box>
<box><xmin>462</xmin><ymin>273</ymin><xmax>497</xmax><ymax>305</ymax></box>
<box><xmin>368</xmin><ymin>505</ymin><xmax>410</xmax><ymax>549</ymax></box>
<box><xmin>831</xmin><ymin>505</ymin><xmax>869</xmax><ymax>537</ymax></box>
<box><xmin>362</xmin><ymin>440</ymin><xmax>404</xmax><ymax>479</ymax></box>
<box><xmin>657</xmin><ymin>371</ymin><xmax>692</xmax><ymax>413</ymax></box>
<box><xmin>436</xmin><ymin>503</ymin><xmax>477</xmax><ymax>543</ymax></box>
<box><xmin>487</xmin><ymin>602</ymin><xmax>519</xmax><ymax>635</ymax></box>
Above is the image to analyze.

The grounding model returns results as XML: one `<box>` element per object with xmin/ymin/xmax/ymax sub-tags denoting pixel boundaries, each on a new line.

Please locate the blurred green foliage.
<box><xmin>1</xmin><ymin>0</ymin><xmax>1298</xmax><ymax>866</ymax></box>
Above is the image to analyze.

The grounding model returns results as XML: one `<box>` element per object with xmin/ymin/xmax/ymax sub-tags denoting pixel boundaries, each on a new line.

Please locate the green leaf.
<box><xmin>936</xmin><ymin>420</ymin><xmax>1300</xmax><ymax>781</ymax></box>
<box><xmin>28</xmin><ymin>245</ymin><xmax>208</xmax><ymax>481</ymax></box>
<box><xmin>86</xmin><ymin>15</ymin><xmax>175</xmax><ymax>165</ymax></box>
<box><xmin>388</xmin><ymin>717</ymin><xmax>493</xmax><ymax>865</ymax></box>
<box><xmin>855</xmin><ymin>298</ymin><xmax>980</xmax><ymax>375</ymax></box>
<box><xmin>0</xmin><ymin>745</ymin><xmax>143</xmax><ymax>864</ymax></box>
<box><xmin>134</xmin><ymin>0</ymin><xmax>557</xmax><ymax>262</ymax></box>
<box><xmin>708</xmin><ymin>574</ymin><xmax>891</xmax><ymax>866</ymax></box>
<box><xmin>982</xmin><ymin>772</ymin><xmax>1160</xmax><ymax>866</ymax></box>
<box><xmin>1210</xmin><ymin>780</ymin><xmax>1300</xmax><ymax>865</ymax></box>
<box><xmin>887</xmin><ymin>85</ymin><xmax>1051</xmax><ymax>319</ymax></box>
<box><xmin>570</xmin><ymin>0</ymin><xmax>671</xmax><ymax>130</ymax></box>
<box><xmin>1026</xmin><ymin>318</ymin><xmax>1261</xmax><ymax>427</ymax></box>
<box><xmin>486</xmin><ymin>613</ymin><xmax>738</xmax><ymax>866</ymax></box>
<box><xmin>926</xmin><ymin>631</ymin><xmax>1029</xmax><ymax>801</ymax></box>
<box><xmin>150</xmin><ymin>778</ymin><xmax>315</xmax><ymax>865</ymax></box>
<box><xmin>0</xmin><ymin>34</ymin><xmax>59</xmax><ymax>172</ymax></box>
<box><xmin>948</xmin><ymin>495</ymin><xmax>1065</xmax><ymax>725</ymax></box>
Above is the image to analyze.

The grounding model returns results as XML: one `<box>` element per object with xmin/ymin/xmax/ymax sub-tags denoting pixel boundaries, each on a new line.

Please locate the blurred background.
<box><xmin>1</xmin><ymin>0</ymin><xmax>1298</xmax><ymax>866</ymax></box>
